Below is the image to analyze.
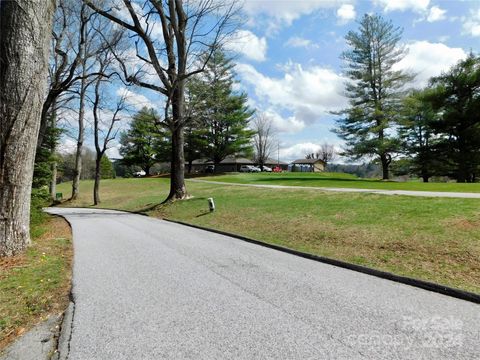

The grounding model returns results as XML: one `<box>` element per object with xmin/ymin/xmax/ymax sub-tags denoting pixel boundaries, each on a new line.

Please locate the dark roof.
<box><xmin>191</xmin><ymin>158</ymin><xmax>213</xmax><ymax>165</ymax></box>
<box><xmin>291</xmin><ymin>158</ymin><xmax>326</xmax><ymax>165</ymax></box>
<box><xmin>220</xmin><ymin>155</ymin><xmax>253</xmax><ymax>164</ymax></box>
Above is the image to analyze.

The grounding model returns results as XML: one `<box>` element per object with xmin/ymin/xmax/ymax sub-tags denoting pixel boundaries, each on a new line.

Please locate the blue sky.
<box><xmin>63</xmin><ymin>0</ymin><xmax>480</xmax><ymax>162</ymax></box>
<box><xmin>221</xmin><ymin>0</ymin><xmax>480</xmax><ymax>161</ymax></box>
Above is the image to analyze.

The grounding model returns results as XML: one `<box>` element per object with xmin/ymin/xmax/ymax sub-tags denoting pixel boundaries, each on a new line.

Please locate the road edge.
<box><xmin>163</xmin><ymin>218</ymin><xmax>480</xmax><ymax>305</ymax></box>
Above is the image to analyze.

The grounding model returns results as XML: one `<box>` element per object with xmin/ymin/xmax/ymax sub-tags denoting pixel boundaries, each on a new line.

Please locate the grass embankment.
<box><xmin>196</xmin><ymin>172</ymin><xmax>480</xmax><ymax>193</ymax></box>
<box><xmin>0</xmin><ymin>194</ymin><xmax>73</xmax><ymax>350</ymax></box>
<box><xmin>57</xmin><ymin>177</ymin><xmax>480</xmax><ymax>293</ymax></box>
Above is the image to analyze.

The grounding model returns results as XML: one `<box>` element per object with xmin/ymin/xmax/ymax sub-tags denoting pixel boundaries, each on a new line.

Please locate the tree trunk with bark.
<box><xmin>71</xmin><ymin>62</ymin><xmax>87</xmax><ymax>200</ymax></box>
<box><xmin>168</xmin><ymin>126</ymin><xmax>187</xmax><ymax>200</ymax></box>
<box><xmin>93</xmin><ymin>156</ymin><xmax>101</xmax><ymax>205</ymax></box>
<box><xmin>0</xmin><ymin>0</ymin><xmax>56</xmax><ymax>256</ymax></box>
<box><xmin>380</xmin><ymin>153</ymin><xmax>391</xmax><ymax>180</ymax></box>
<box><xmin>167</xmin><ymin>86</ymin><xmax>187</xmax><ymax>200</ymax></box>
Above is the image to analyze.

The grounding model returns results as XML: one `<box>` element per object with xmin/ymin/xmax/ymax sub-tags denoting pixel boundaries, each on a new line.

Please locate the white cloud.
<box><xmin>243</xmin><ymin>0</ymin><xmax>348</xmax><ymax>33</ymax></box>
<box><xmin>463</xmin><ymin>9</ymin><xmax>480</xmax><ymax>37</ymax></box>
<box><xmin>394</xmin><ymin>41</ymin><xmax>467</xmax><ymax>87</ymax></box>
<box><xmin>285</xmin><ymin>37</ymin><xmax>313</xmax><ymax>48</ymax></box>
<box><xmin>237</xmin><ymin>62</ymin><xmax>347</xmax><ymax>133</ymax></box>
<box><xmin>375</xmin><ymin>0</ymin><xmax>430</xmax><ymax>13</ymax></box>
<box><xmin>106</xmin><ymin>143</ymin><xmax>122</xmax><ymax>159</ymax></box>
<box><xmin>280</xmin><ymin>142</ymin><xmax>321</xmax><ymax>161</ymax></box>
<box><xmin>263</xmin><ymin>109</ymin><xmax>305</xmax><ymax>133</ymax></box>
<box><xmin>336</xmin><ymin>4</ymin><xmax>356</xmax><ymax>24</ymax></box>
<box><xmin>116</xmin><ymin>87</ymin><xmax>156</xmax><ymax>110</ymax></box>
<box><xmin>226</xmin><ymin>30</ymin><xmax>267</xmax><ymax>62</ymax></box>
<box><xmin>58</xmin><ymin>138</ymin><xmax>77</xmax><ymax>154</ymax></box>
<box><xmin>427</xmin><ymin>6</ymin><xmax>446</xmax><ymax>22</ymax></box>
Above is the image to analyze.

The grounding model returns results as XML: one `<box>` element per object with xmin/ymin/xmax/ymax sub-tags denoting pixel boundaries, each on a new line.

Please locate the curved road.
<box><xmin>46</xmin><ymin>208</ymin><xmax>479</xmax><ymax>360</ymax></box>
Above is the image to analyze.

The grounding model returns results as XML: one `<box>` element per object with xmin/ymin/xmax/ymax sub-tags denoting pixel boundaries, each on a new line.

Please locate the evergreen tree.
<box><xmin>119</xmin><ymin>107</ymin><xmax>170</xmax><ymax>176</ymax></box>
<box><xmin>424</xmin><ymin>54</ymin><xmax>480</xmax><ymax>182</ymax></box>
<box><xmin>188</xmin><ymin>51</ymin><xmax>254</xmax><ymax>168</ymax></box>
<box><xmin>398</xmin><ymin>90</ymin><xmax>438</xmax><ymax>182</ymax></box>
<box><xmin>100</xmin><ymin>156</ymin><xmax>115</xmax><ymax>179</ymax></box>
<box><xmin>335</xmin><ymin>14</ymin><xmax>412</xmax><ymax>179</ymax></box>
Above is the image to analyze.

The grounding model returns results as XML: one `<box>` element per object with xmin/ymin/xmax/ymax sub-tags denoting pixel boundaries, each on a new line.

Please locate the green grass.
<box><xmin>57</xmin><ymin>178</ymin><xmax>480</xmax><ymax>293</ymax></box>
<box><xmin>194</xmin><ymin>172</ymin><xmax>480</xmax><ymax>192</ymax></box>
<box><xmin>0</xmin><ymin>196</ymin><xmax>73</xmax><ymax>350</ymax></box>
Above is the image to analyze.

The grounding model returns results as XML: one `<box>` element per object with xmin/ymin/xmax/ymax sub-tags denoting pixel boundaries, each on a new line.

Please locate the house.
<box><xmin>216</xmin><ymin>155</ymin><xmax>254</xmax><ymax>172</ymax></box>
<box><xmin>290</xmin><ymin>158</ymin><xmax>326</xmax><ymax>172</ymax></box>
<box><xmin>189</xmin><ymin>156</ymin><xmax>254</xmax><ymax>173</ymax></box>
<box><xmin>263</xmin><ymin>158</ymin><xmax>289</xmax><ymax>171</ymax></box>
<box><xmin>189</xmin><ymin>158</ymin><xmax>213</xmax><ymax>173</ymax></box>
<box><xmin>190</xmin><ymin>155</ymin><xmax>290</xmax><ymax>173</ymax></box>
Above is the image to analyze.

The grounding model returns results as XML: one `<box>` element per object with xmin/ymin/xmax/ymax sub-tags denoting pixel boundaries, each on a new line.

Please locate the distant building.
<box><xmin>263</xmin><ymin>158</ymin><xmax>288</xmax><ymax>171</ymax></box>
<box><xmin>290</xmin><ymin>158</ymin><xmax>326</xmax><ymax>172</ymax></box>
<box><xmin>190</xmin><ymin>155</ymin><xmax>289</xmax><ymax>172</ymax></box>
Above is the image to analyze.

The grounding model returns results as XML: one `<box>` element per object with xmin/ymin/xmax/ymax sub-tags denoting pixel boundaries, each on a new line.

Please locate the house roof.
<box><xmin>191</xmin><ymin>158</ymin><xmax>213</xmax><ymax>165</ymax></box>
<box><xmin>291</xmin><ymin>158</ymin><xmax>326</xmax><ymax>165</ymax></box>
<box><xmin>220</xmin><ymin>155</ymin><xmax>253</xmax><ymax>164</ymax></box>
<box><xmin>192</xmin><ymin>156</ymin><xmax>255</xmax><ymax>165</ymax></box>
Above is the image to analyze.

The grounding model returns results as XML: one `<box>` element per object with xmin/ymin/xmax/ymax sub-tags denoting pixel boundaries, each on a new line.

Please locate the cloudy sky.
<box><xmin>225</xmin><ymin>0</ymin><xmax>479</xmax><ymax>161</ymax></box>
<box><xmin>65</xmin><ymin>0</ymin><xmax>480</xmax><ymax>162</ymax></box>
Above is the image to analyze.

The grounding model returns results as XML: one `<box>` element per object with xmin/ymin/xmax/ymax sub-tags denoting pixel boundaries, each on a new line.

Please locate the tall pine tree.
<box><xmin>335</xmin><ymin>14</ymin><xmax>412</xmax><ymax>179</ymax></box>
<box><xmin>188</xmin><ymin>50</ymin><xmax>254</xmax><ymax>168</ymax></box>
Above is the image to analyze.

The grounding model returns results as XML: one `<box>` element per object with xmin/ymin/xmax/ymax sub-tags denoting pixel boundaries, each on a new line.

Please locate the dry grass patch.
<box><xmin>0</xmin><ymin>216</ymin><xmax>73</xmax><ymax>351</ymax></box>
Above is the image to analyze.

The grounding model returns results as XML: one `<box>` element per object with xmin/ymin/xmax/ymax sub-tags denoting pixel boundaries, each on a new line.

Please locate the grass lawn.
<box><xmin>0</xmin><ymin>212</ymin><xmax>73</xmax><ymax>350</ymax></box>
<box><xmin>194</xmin><ymin>172</ymin><xmax>480</xmax><ymax>193</ymax></box>
<box><xmin>57</xmin><ymin>178</ymin><xmax>480</xmax><ymax>294</ymax></box>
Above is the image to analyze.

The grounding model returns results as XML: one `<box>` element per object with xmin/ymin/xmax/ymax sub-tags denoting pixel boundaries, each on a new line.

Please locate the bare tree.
<box><xmin>70</xmin><ymin>4</ymin><xmax>123</xmax><ymax>200</ymax></box>
<box><xmin>92</xmin><ymin>53</ymin><xmax>125</xmax><ymax>205</ymax></box>
<box><xmin>306</xmin><ymin>143</ymin><xmax>337</xmax><ymax>166</ymax></box>
<box><xmin>85</xmin><ymin>0</ymin><xmax>240</xmax><ymax>201</ymax></box>
<box><xmin>252</xmin><ymin>113</ymin><xmax>276</xmax><ymax>170</ymax></box>
<box><xmin>0</xmin><ymin>0</ymin><xmax>56</xmax><ymax>256</ymax></box>
<box><xmin>40</xmin><ymin>0</ymin><xmax>98</xmax><ymax>200</ymax></box>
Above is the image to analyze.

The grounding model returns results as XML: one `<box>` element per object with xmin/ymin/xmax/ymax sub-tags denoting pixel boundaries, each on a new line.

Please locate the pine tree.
<box><xmin>335</xmin><ymin>14</ymin><xmax>412</xmax><ymax>179</ymax></box>
<box><xmin>188</xmin><ymin>51</ymin><xmax>254</xmax><ymax>168</ymax></box>
<box><xmin>119</xmin><ymin>107</ymin><xmax>170</xmax><ymax>176</ymax></box>
<box><xmin>398</xmin><ymin>90</ymin><xmax>438</xmax><ymax>182</ymax></box>
<box><xmin>424</xmin><ymin>54</ymin><xmax>480</xmax><ymax>182</ymax></box>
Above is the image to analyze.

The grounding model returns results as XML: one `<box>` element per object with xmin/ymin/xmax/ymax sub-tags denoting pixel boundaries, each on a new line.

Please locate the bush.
<box><xmin>30</xmin><ymin>188</ymin><xmax>51</xmax><ymax>238</ymax></box>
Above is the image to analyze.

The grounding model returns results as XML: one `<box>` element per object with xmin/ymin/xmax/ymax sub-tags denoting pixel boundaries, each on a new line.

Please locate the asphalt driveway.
<box><xmin>46</xmin><ymin>207</ymin><xmax>479</xmax><ymax>360</ymax></box>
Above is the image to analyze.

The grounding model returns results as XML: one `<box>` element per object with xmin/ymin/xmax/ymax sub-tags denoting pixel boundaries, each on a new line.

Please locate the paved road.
<box><xmin>46</xmin><ymin>207</ymin><xmax>479</xmax><ymax>360</ymax></box>
<box><xmin>188</xmin><ymin>179</ymin><xmax>480</xmax><ymax>198</ymax></box>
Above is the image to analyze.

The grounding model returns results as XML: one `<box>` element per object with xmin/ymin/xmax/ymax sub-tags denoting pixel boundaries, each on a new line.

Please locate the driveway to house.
<box><xmin>46</xmin><ymin>207</ymin><xmax>479</xmax><ymax>360</ymax></box>
<box><xmin>187</xmin><ymin>178</ymin><xmax>480</xmax><ymax>198</ymax></box>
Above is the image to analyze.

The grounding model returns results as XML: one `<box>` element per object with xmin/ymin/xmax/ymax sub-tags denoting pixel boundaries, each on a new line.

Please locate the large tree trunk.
<box><xmin>166</xmin><ymin>86</ymin><xmax>187</xmax><ymax>201</ymax></box>
<box><xmin>380</xmin><ymin>153</ymin><xmax>390</xmax><ymax>180</ymax></box>
<box><xmin>0</xmin><ymin>0</ymin><xmax>56</xmax><ymax>256</ymax></box>
<box><xmin>93</xmin><ymin>155</ymin><xmax>101</xmax><ymax>205</ymax></box>
<box><xmin>71</xmin><ymin>65</ymin><xmax>87</xmax><ymax>200</ymax></box>
<box><xmin>168</xmin><ymin>126</ymin><xmax>187</xmax><ymax>200</ymax></box>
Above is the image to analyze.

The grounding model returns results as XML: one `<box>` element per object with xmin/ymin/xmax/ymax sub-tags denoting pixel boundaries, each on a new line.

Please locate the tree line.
<box><xmin>336</xmin><ymin>14</ymin><xmax>480</xmax><ymax>183</ymax></box>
